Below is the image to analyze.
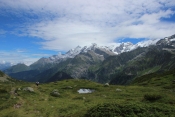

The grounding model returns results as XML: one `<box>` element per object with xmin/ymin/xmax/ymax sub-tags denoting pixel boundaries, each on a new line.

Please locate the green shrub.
<box><xmin>3</xmin><ymin>111</ymin><xmax>19</xmax><ymax>117</ymax></box>
<box><xmin>84</xmin><ymin>103</ymin><xmax>175</xmax><ymax>117</ymax></box>
<box><xmin>144</xmin><ymin>93</ymin><xmax>162</xmax><ymax>101</ymax></box>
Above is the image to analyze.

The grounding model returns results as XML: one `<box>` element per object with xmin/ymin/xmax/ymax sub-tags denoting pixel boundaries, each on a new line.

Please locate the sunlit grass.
<box><xmin>0</xmin><ymin>78</ymin><xmax>175</xmax><ymax>117</ymax></box>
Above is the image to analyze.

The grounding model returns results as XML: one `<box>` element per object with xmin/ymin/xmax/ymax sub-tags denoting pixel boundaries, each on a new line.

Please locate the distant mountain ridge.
<box><xmin>4</xmin><ymin>34</ymin><xmax>175</xmax><ymax>84</ymax></box>
<box><xmin>0</xmin><ymin>62</ymin><xmax>14</xmax><ymax>70</ymax></box>
<box><xmin>32</xmin><ymin>38</ymin><xmax>160</xmax><ymax>65</ymax></box>
<box><xmin>3</xmin><ymin>37</ymin><xmax>160</xmax><ymax>72</ymax></box>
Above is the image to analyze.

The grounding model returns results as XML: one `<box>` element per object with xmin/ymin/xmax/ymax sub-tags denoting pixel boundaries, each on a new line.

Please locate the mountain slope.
<box><xmin>5</xmin><ymin>34</ymin><xmax>175</xmax><ymax>84</ymax></box>
<box><xmin>34</xmin><ymin>47</ymin><xmax>115</xmax><ymax>82</ymax></box>
<box><xmin>109</xmin><ymin>38</ymin><xmax>175</xmax><ymax>85</ymax></box>
<box><xmin>4</xmin><ymin>63</ymin><xmax>30</xmax><ymax>74</ymax></box>
<box><xmin>131</xmin><ymin>68</ymin><xmax>175</xmax><ymax>89</ymax></box>
<box><xmin>0</xmin><ymin>70</ymin><xmax>15</xmax><ymax>82</ymax></box>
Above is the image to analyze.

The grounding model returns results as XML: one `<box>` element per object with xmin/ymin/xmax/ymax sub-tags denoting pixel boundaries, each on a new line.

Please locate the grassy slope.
<box><xmin>132</xmin><ymin>69</ymin><xmax>175</xmax><ymax>88</ymax></box>
<box><xmin>0</xmin><ymin>76</ymin><xmax>175</xmax><ymax>117</ymax></box>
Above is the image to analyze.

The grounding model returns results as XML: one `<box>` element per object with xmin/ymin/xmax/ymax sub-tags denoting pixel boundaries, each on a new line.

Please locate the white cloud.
<box><xmin>1</xmin><ymin>0</ymin><xmax>175</xmax><ymax>52</ymax></box>
<box><xmin>0</xmin><ymin>51</ymin><xmax>41</xmax><ymax>65</ymax></box>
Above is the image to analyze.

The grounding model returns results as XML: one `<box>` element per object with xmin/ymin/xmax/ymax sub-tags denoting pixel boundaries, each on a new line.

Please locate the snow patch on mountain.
<box><xmin>32</xmin><ymin>38</ymin><xmax>162</xmax><ymax>65</ymax></box>
<box><xmin>137</xmin><ymin>38</ymin><xmax>160</xmax><ymax>47</ymax></box>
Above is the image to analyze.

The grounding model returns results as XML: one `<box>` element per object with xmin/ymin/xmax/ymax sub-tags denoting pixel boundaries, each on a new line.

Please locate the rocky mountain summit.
<box><xmin>30</xmin><ymin>38</ymin><xmax>160</xmax><ymax>69</ymax></box>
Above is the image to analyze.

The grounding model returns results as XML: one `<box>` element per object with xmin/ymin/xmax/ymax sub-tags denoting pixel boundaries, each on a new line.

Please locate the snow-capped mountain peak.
<box><xmin>137</xmin><ymin>38</ymin><xmax>160</xmax><ymax>47</ymax></box>
<box><xmin>32</xmin><ymin>37</ymin><xmax>163</xmax><ymax>66</ymax></box>
<box><xmin>113</xmin><ymin>42</ymin><xmax>134</xmax><ymax>54</ymax></box>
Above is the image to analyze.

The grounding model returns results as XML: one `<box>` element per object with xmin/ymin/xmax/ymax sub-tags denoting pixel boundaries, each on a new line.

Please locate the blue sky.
<box><xmin>0</xmin><ymin>0</ymin><xmax>175</xmax><ymax>65</ymax></box>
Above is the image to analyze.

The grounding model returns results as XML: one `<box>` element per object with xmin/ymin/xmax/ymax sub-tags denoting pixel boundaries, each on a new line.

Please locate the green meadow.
<box><xmin>0</xmin><ymin>71</ymin><xmax>175</xmax><ymax>117</ymax></box>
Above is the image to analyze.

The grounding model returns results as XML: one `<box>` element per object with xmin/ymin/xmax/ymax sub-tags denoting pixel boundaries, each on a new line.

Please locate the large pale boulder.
<box><xmin>23</xmin><ymin>87</ymin><xmax>34</xmax><ymax>92</ymax></box>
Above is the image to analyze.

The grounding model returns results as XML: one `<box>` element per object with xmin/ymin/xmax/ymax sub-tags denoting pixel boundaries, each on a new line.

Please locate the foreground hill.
<box><xmin>0</xmin><ymin>70</ymin><xmax>15</xmax><ymax>82</ymax></box>
<box><xmin>0</xmin><ymin>71</ymin><xmax>175</xmax><ymax>117</ymax></box>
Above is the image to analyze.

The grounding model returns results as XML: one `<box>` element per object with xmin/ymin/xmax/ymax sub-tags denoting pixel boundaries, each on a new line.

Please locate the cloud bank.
<box><xmin>1</xmin><ymin>0</ymin><xmax>175</xmax><ymax>52</ymax></box>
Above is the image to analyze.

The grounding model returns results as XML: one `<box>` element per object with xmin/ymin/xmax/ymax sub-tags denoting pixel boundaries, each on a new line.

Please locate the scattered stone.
<box><xmin>23</xmin><ymin>87</ymin><xmax>34</xmax><ymax>92</ymax></box>
<box><xmin>14</xmin><ymin>103</ymin><xmax>22</xmax><ymax>109</ymax></box>
<box><xmin>104</xmin><ymin>83</ymin><xmax>109</xmax><ymax>87</ymax></box>
<box><xmin>10</xmin><ymin>89</ymin><xmax>18</xmax><ymax>95</ymax></box>
<box><xmin>65</xmin><ymin>86</ymin><xmax>73</xmax><ymax>89</ymax></box>
<box><xmin>83</xmin><ymin>97</ymin><xmax>86</xmax><ymax>100</ymax></box>
<box><xmin>10</xmin><ymin>90</ymin><xmax>15</xmax><ymax>95</ymax></box>
<box><xmin>50</xmin><ymin>89</ymin><xmax>60</xmax><ymax>97</ymax></box>
<box><xmin>116</xmin><ymin>88</ymin><xmax>122</xmax><ymax>92</ymax></box>
<box><xmin>53</xmin><ymin>89</ymin><xmax>58</xmax><ymax>92</ymax></box>
<box><xmin>102</xmin><ymin>95</ymin><xmax>107</xmax><ymax>98</ymax></box>
<box><xmin>18</xmin><ymin>88</ymin><xmax>21</xmax><ymax>91</ymax></box>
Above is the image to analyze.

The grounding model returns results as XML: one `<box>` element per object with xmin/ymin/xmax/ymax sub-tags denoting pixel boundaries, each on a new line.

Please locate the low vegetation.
<box><xmin>0</xmin><ymin>70</ymin><xmax>175</xmax><ymax>117</ymax></box>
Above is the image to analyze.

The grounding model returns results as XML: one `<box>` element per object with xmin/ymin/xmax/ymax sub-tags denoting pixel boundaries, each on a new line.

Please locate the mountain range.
<box><xmin>0</xmin><ymin>62</ymin><xmax>14</xmax><ymax>70</ymax></box>
<box><xmin>3</xmin><ymin>34</ymin><xmax>175</xmax><ymax>84</ymax></box>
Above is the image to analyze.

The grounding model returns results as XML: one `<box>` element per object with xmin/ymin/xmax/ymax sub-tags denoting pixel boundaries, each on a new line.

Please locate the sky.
<box><xmin>0</xmin><ymin>0</ymin><xmax>175</xmax><ymax>65</ymax></box>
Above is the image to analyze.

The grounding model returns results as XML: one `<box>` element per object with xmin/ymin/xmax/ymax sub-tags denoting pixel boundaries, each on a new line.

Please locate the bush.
<box><xmin>84</xmin><ymin>103</ymin><xmax>175</xmax><ymax>117</ymax></box>
<box><xmin>144</xmin><ymin>93</ymin><xmax>162</xmax><ymax>101</ymax></box>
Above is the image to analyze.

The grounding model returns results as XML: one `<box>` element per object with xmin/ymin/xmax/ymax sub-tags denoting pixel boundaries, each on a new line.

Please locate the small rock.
<box><xmin>14</xmin><ymin>103</ymin><xmax>22</xmax><ymax>109</ymax></box>
<box><xmin>116</xmin><ymin>88</ymin><xmax>122</xmax><ymax>92</ymax></box>
<box><xmin>18</xmin><ymin>88</ymin><xmax>21</xmax><ymax>91</ymax></box>
<box><xmin>52</xmin><ymin>89</ymin><xmax>58</xmax><ymax>92</ymax></box>
<box><xmin>50</xmin><ymin>89</ymin><xmax>60</xmax><ymax>97</ymax></box>
<box><xmin>104</xmin><ymin>83</ymin><xmax>109</xmax><ymax>87</ymax></box>
<box><xmin>10</xmin><ymin>90</ymin><xmax>15</xmax><ymax>95</ymax></box>
<box><xmin>102</xmin><ymin>95</ymin><xmax>107</xmax><ymax>98</ymax></box>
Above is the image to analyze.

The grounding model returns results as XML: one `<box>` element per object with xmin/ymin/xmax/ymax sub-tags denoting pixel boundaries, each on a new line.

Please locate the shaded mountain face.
<box><xmin>109</xmin><ymin>37</ymin><xmax>175</xmax><ymax>85</ymax></box>
<box><xmin>4</xmin><ymin>63</ymin><xmax>30</xmax><ymax>74</ymax></box>
<box><xmin>5</xmin><ymin>34</ymin><xmax>175</xmax><ymax>84</ymax></box>
<box><xmin>47</xmin><ymin>71</ymin><xmax>73</xmax><ymax>82</ymax></box>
